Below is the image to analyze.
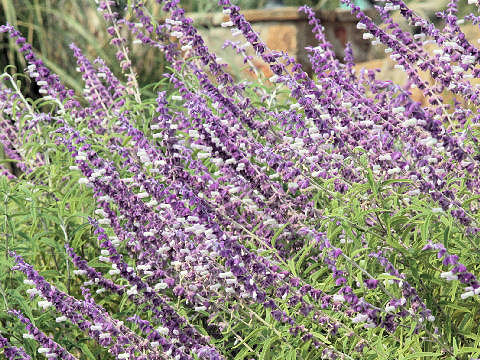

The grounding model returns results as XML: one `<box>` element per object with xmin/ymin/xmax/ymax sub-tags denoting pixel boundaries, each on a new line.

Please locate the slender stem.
<box><xmin>60</xmin><ymin>222</ymin><xmax>71</xmax><ymax>295</ymax></box>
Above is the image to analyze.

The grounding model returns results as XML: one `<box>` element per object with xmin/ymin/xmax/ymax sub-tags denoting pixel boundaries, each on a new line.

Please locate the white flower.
<box><xmin>228</xmin><ymin>186</ymin><xmax>241</xmax><ymax>194</ymax></box>
<box><xmin>78</xmin><ymin>178</ymin><xmax>89</xmax><ymax>185</ymax></box>
<box><xmin>403</xmin><ymin>118</ymin><xmax>417</xmax><ymax>127</ymax></box>
<box><xmin>118</xmin><ymin>353</ymin><xmax>130</xmax><ymax>359</ymax></box>
<box><xmin>351</xmin><ymin>314</ymin><xmax>369</xmax><ymax>323</ymax></box>
<box><xmin>385</xmin><ymin>305</ymin><xmax>396</xmax><ymax>313</ymax></box>
<box><xmin>288</xmin><ymin>182</ymin><xmax>299</xmax><ymax>191</ymax></box>
<box><xmin>387</xmin><ymin>167</ymin><xmax>401</xmax><ymax>175</ymax></box>
<box><xmin>440</xmin><ymin>271</ymin><xmax>458</xmax><ymax>281</ymax></box>
<box><xmin>170</xmin><ymin>31</ymin><xmax>183</xmax><ymax>38</ymax></box>
<box><xmin>462</xmin><ymin>55</ymin><xmax>476</xmax><ymax>64</ymax></box>
<box><xmin>225</xmin><ymin>158</ymin><xmax>236</xmax><ymax>166</ymax></box>
<box><xmin>413</xmin><ymin>33</ymin><xmax>426</xmax><ymax>40</ymax></box>
<box><xmin>73</xmin><ymin>270</ymin><xmax>87</xmax><ymax>276</ymax></box>
<box><xmin>22</xmin><ymin>333</ymin><xmax>34</xmax><ymax>339</ymax></box>
<box><xmin>219</xmin><ymin>271</ymin><xmax>233</xmax><ymax>279</ymax></box>
<box><xmin>171</xmin><ymin>95</ymin><xmax>183</xmax><ymax>101</ymax></box>
<box><xmin>157</xmin><ymin>326</ymin><xmax>169</xmax><ymax>336</ymax></box>
<box><xmin>137</xmin><ymin>264</ymin><xmax>151</xmax><ymax>271</ymax></box>
<box><xmin>362</xmin><ymin>33</ymin><xmax>374</xmax><ymax>40</ymax></box>
<box><xmin>461</xmin><ymin>291</ymin><xmax>475</xmax><ymax>299</ymax></box>
<box><xmin>332</xmin><ymin>294</ymin><xmax>345</xmax><ymax>302</ymax></box>
<box><xmin>23</xmin><ymin>279</ymin><xmax>35</xmax><ymax>286</ymax></box>
<box><xmin>197</xmin><ymin>152</ymin><xmax>210</xmax><ymax>160</ymax></box>
<box><xmin>146</xmin><ymin>199</ymin><xmax>158</xmax><ymax>207</ymax></box>
<box><xmin>154</xmin><ymin>282</ymin><xmax>168</xmax><ymax>291</ymax></box>
<box><xmin>210</xmin><ymin>283</ymin><xmax>222</xmax><ymax>291</ymax></box>
<box><xmin>95</xmin><ymin>209</ymin><xmax>108</xmax><ymax>217</ymax></box>
<box><xmin>98</xmin><ymin>218</ymin><xmax>110</xmax><ymax>225</ymax></box>
<box><xmin>137</xmin><ymin>192</ymin><xmax>149</xmax><ymax>199</ymax></box>
<box><xmin>38</xmin><ymin>347</ymin><xmax>50</xmax><ymax>354</ymax></box>
<box><xmin>38</xmin><ymin>300</ymin><xmax>52</xmax><ymax>309</ymax></box>
<box><xmin>221</xmin><ymin>21</ymin><xmax>234</xmax><ymax>27</ymax></box>
<box><xmin>127</xmin><ymin>285</ymin><xmax>138</xmax><ymax>296</ymax></box>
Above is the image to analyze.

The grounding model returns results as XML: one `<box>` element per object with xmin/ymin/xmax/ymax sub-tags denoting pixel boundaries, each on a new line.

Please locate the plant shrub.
<box><xmin>0</xmin><ymin>0</ymin><xmax>480</xmax><ymax>359</ymax></box>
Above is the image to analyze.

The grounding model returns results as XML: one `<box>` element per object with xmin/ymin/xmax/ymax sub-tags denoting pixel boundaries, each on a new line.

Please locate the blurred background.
<box><xmin>0</xmin><ymin>0</ymin><xmax>478</xmax><ymax>99</ymax></box>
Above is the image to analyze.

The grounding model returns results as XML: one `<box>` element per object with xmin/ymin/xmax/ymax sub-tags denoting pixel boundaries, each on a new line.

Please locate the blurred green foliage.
<box><xmin>0</xmin><ymin>0</ymin><xmax>477</xmax><ymax>99</ymax></box>
<box><xmin>180</xmin><ymin>0</ymin><xmax>339</xmax><ymax>12</ymax></box>
<box><xmin>0</xmin><ymin>0</ymin><xmax>167</xmax><ymax>98</ymax></box>
<box><xmin>0</xmin><ymin>0</ymin><xmax>337</xmax><ymax>98</ymax></box>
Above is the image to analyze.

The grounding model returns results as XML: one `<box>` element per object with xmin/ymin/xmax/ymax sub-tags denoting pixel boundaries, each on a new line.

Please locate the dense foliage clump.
<box><xmin>1</xmin><ymin>0</ymin><xmax>480</xmax><ymax>359</ymax></box>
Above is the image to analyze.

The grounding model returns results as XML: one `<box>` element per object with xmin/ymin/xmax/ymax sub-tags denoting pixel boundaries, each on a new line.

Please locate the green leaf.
<box><xmin>80</xmin><ymin>343</ymin><xmax>97</xmax><ymax>360</ymax></box>
<box><xmin>260</xmin><ymin>336</ymin><xmax>279</xmax><ymax>360</ymax></box>
<box><xmin>404</xmin><ymin>352</ymin><xmax>443</xmax><ymax>359</ymax></box>
<box><xmin>421</xmin><ymin>214</ymin><xmax>432</xmax><ymax>243</ymax></box>
<box><xmin>234</xmin><ymin>347</ymin><xmax>254</xmax><ymax>360</ymax></box>
<box><xmin>455</xmin><ymin>347</ymin><xmax>480</xmax><ymax>355</ymax></box>
<box><xmin>270</xmin><ymin>222</ymin><xmax>289</xmax><ymax>248</ymax></box>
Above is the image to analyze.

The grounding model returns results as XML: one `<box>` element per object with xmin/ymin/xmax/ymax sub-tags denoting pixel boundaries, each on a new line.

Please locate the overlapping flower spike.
<box><xmin>9</xmin><ymin>252</ymin><xmax>164</xmax><ymax>359</ymax></box>
<box><xmin>423</xmin><ymin>242</ymin><xmax>480</xmax><ymax>298</ymax></box>
<box><xmin>8</xmin><ymin>310</ymin><xmax>79</xmax><ymax>360</ymax></box>
<box><xmin>339</xmin><ymin>1</ymin><xmax>480</xmax><ymax>217</ymax></box>
<box><xmin>93</xmin><ymin>57</ymin><xmax>128</xmax><ymax>107</ymax></box>
<box><xmin>4</xmin><ymin>0</ymin><xmax>480</xmax><ymax>358</ymax></box>
<box><xmin>124</xmin><ymin>1</ymin><xmax>405</xmax><ymax>207</ymax></box>
<box><xmin>70</xmin><ymin>43</ymin><xmax>115</xmax><ymax>130</ymax></box>
<box><xmin>288</xmin><ymin>5</ymin><xmax>480</xmax><ymax>231</ymax></box>
<box><xmin>50</xmin><ymin>83</ymin><xmax>389</xmax><ymax>355</ymax></box>
<box><xmin>53</xmin><ymin>129</ymin><xmax>226</xmax><ymax>359</ymax></box>
<box><xmin>0</xmin><ymin>24</ymin><xmax>79</xmax><ymax>111</ymax></box>
<box><xmin>97</xmin><ymin>0</ymin><xmax>142</xmax><ymax>103</ymax></box>
<box><xmin>57</xmin><ymin>89</ymin><xmax>431</xmax><ymax>351</ymax></box>
<box><xmin>0</xmin><ymin>84</ymin><xmax>33</xmax><ymax>174</ymax></box>
<box><xmin>62</xmin><ymin>47</ymin><xmax>454</xmax><ymax>348</ymax></box>
<box><xmin>65</xmin><ymin>245</ymin><xmax>126</xmax><ymax>295</ymax></box>
<box><xmin>0</xmin><ymin>333</ymin><xmax>31</xmax><ymax>360</ymax></box>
